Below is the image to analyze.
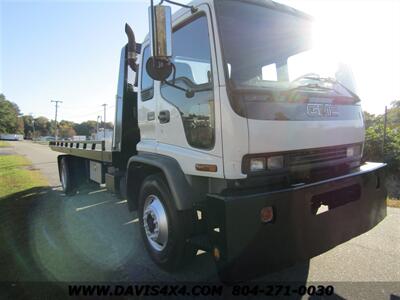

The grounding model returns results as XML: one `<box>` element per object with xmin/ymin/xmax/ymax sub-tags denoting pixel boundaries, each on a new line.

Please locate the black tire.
<box><xmin>60</xmin><ymin>156</ymin><xmax>77</xmax><ymax>196</ymax></box>
<box><xmin>138</xmin><ymin>173</ymin><xmax>196</xmax><ymax>271</ymax></box>
<box><xmin>118</xmin><ymin>175</ymin><xmax>127</xmax><ymax>199</ymax></box>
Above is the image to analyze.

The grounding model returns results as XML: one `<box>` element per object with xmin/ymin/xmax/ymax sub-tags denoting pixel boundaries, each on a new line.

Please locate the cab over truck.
<box><xmin>50</xmin><ymin>0</ymin><xmax>387</xmax><ymax>280</ymax></box>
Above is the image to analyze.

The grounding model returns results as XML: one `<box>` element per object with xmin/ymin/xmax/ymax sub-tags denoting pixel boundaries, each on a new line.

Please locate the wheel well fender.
<box><xmin>126</xmin><ymin>153</ymin><xmax>197</xmax><ymax>211</ymax></box>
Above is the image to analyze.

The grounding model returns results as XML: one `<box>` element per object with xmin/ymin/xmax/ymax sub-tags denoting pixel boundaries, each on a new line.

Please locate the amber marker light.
<box><xmin>260</xmin><ymin>206</ymin><xmax>274</xmax><ymax>223</ymax></box>
<box><xmin>195</xmin><ymin>164</ymin><xmax>217</xmax><ymax>172</ymax></box>
<box><xmin>213</xmin><ymin>247</ymin><xmax>221</xmax><ymax>261</ymax></box>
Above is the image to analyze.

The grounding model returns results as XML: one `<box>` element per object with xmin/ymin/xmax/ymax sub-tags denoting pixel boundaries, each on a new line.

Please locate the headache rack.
<box><xmin>49</xmin><ymin>140</ymin><xmax>112</xmax><ymax>162</ymax></box>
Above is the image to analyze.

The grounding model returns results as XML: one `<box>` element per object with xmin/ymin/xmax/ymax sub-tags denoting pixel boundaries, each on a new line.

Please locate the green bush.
<box><xmin>363</xmin><ymin>102</ymin><xmax>400</xmax><ymax>199</ymax></box>
<box><xmin>364</xmin><ymin>124</ymin><xmax>400</xmax><ymax>172</ymax></box>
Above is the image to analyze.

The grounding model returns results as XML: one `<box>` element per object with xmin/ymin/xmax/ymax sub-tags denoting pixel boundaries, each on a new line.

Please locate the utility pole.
<box><xmin>32</xmin><ymin>119</ymin><xmax>36</xmax><ymax>140</ymax></box>
<box><xmin>96</xmin><ymin>116</ymin><xmax>99</xmax><ymax>133</ymax></box>
<box><xmin>51</xmin><ymin>100</ymin><xmax>63</xmax><ymax>140</ymax></box>
<box><xmin>30</xmin><ymin>113</ymin><xmax>35</xmax><ymax>140</ymax></box>
<box><xmin>96</xmin><ymin>115</ymin><xmax>102</xmax><ymax>137</ymax></box>
<box><xmin>101</xmin><ymin>104</ymin><xmax>107</xmax><ymax>140</ymax></box>
<box><xmin>382</xmin><ymin>105</ymin><xmax>387</xmax><ymax>160</ymax></box>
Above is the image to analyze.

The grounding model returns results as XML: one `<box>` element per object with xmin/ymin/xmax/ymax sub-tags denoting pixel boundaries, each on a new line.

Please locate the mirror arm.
<box><xmin>162</xmin><ymin>80</ymin><xmax>186</xmax><ymax>92</ymax></box>
<box><xmin>171</xmin><ymin>62</ymin><xmax>177</xmax><ymax>84</ymax></box>
<box><xmin>162</xmin><ymin>80</ymin><xmax>195</xmax><ymax>98</ymax></box>
<box><xmin>158</xmin><ymin>0</ymin><xmax>197</xmax><ymax>13</ymax></box>
<box><xmin>162</xmin><ymin>62</ymin><xmax>194</xmax><ymax>97</ymax></box>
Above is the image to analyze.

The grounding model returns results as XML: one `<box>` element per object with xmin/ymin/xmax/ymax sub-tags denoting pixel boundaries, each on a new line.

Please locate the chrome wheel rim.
<box><xmin>143</xmin><ymin>194</ymin><xmax>168</xmax><ymax>251</ymax></box>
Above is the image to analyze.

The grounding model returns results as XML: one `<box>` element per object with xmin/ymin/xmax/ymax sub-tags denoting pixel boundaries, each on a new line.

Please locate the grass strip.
<box><xmin>0</xmin><ymin>155</ymin><xmax>48</xmax><ymax>198</ymax></box>
<box><xmin>387</xmin><ymin>198</ymin><xmax>400</xmax><ymax>208</ymax></box>
<box><xmin>0</xmin><ymin>141</ymin><xmax>11</xmax><ymax>148</ymax></box>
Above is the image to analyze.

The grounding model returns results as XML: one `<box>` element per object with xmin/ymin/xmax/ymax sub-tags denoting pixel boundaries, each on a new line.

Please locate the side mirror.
<box><xmin>146</xmin><ymin>57</ymin><xmax>172</xmax><ymax>82</ymax></box>
<box><xmin>147</xmin><ymin>4</ymin><xmax>173</xmax><ymax>81</ymax></box>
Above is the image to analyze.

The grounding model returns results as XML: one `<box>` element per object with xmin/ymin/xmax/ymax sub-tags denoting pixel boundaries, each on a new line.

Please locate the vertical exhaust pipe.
<box><xmin>125</xmin><ymin>23</ymin><xmax>137</xmax><ymax>72</ymax></box>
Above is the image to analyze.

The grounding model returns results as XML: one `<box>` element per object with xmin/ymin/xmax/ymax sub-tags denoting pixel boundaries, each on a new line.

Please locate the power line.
<box><xmin>34</xmin><ymin>103</ymin><xmax>116</xmax><ymax>125</ymax></box>
<box><xmin>60</xmin><ymin>105</ymin><xmax>115</xmax><ymax>120</ymax></box>
<box><xmin>66</xmin><ymin>109</ymin><xmax>104</xmax><ymax>119</ymax></box>
<box><xmin>61</xmin><ymin>102</ymin><xmax>115</xmax><ymax>110</ymax></box>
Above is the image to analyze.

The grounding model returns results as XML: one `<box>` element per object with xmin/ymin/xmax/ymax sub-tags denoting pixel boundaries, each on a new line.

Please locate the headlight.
<box><xmin>267</xmin><ymin>155</ymin><xmax>284</xmax><ymax>169</ymax></box>
<box><xmin>346</xmin><ymin>145</ymin><xmax>361</xmax><ymax>157</ymax></box>
<box><xmin>248</xmin><ymin>155</ymin><xmax>284</xmax><ymax>172</ymax></box>
<box><xmin>249</xmin><ymin>157</ymin><xmax>266</xmax><ymax>172</ymax></box>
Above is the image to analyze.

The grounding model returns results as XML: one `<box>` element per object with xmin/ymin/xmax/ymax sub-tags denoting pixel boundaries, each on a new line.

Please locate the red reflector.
<box><xmin>260</xmin><ymin>207</ymin><xmax>274</xmax><ymax>223</ymax></box>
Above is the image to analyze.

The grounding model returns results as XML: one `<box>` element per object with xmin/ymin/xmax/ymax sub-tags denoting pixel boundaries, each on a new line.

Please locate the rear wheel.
<box><xmin>138</xmin><ymin>174</ymin><xmax>196</xmax><ymax>271</ymax></box>
<box><xmin>60</xmin><ymin>156</ymin><xmax>76</xmax><ymax>196</ymax></box>
<box><xmin>118</xmin><ymin>175</ymin><xmax>127</xmax><ymax>199</ymax></box>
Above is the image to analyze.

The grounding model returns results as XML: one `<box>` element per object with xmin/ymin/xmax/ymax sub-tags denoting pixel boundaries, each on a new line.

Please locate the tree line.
<box><xmin>363</xmin><ymin>100</ymin><xmax>400</xmax><ymax>199</ymax></box>
<box><xmin>363</xmin><ymin>100</ymin><xmax>400</xmax><ymax>171</ymax></box>
<box><xmin>1</xmin><ymin>93</ymin><xmax>399</xmax><ymax>197</ymax></box>
<box><xmin>0</xmin><ymin>94</ymin><xmax>113</xmax><ymax>139</ymax></box>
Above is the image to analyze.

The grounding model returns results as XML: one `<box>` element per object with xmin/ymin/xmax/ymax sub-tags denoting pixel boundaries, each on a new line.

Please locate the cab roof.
<box><xmin>142</xmin><ymin>0</ymin><xmax>312</xmax><ymax>45</ymax></box>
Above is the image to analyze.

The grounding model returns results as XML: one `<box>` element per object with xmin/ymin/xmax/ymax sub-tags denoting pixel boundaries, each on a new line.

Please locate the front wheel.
<box><xmin>138</xmin><ymin>174</ymin><xmax>195</xmax><ymax>271</ymax></box>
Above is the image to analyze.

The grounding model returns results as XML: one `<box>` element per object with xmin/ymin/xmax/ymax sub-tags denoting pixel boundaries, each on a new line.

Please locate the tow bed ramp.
<box><xmin>49</xmin><ymin>140</ymin><xmax>112</xmax><ymax>163</ymax></box>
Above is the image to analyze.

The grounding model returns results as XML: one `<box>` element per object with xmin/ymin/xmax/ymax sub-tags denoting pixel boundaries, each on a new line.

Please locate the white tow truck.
<box><xmin>50</xmin><ymin>0</ymin><xmax>387</xmax><ymax>280</ymax></box>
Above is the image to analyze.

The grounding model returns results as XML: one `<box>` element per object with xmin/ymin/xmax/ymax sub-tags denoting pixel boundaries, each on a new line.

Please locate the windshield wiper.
<box><xmin>291</xmin><ymin>75</ymin><xmax>360</xmax><ymax>102</ymax></box>
<box><xmin>286</xmin><ymin>82</ymin><xmax>335</xmax><ymax>93</ymax></box>
<box><xmin>316</xmin><ymin>77</ymin><xmax>361</xmax><ymax>103</ymax></box>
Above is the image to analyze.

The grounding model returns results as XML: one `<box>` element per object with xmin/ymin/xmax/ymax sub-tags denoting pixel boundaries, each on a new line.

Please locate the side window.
<box><xmin>161</xmin><ymin>15</ymin><xmax>214</xmax><ymax>149</ymax></box>
<box><xmin>141</xmin><ymin>46</ymin><xmax>154</xmax><ymax>101</ymax></box>
<box><xmin>262</xmin><ymin>63</ymin><xmax>278</xmax><ymax>81</ymax></box>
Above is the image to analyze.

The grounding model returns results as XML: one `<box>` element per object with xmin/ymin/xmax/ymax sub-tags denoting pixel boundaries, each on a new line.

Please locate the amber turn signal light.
<box><xmin>213</xmin><ymin>247</ymin><xmax>221</xmax><ymax>261</ymax></box>
<box><xmin>260</xmin><ymin>206</ymin><xmax>274</xmax><ymax>223</ymax></box>
<box><xmin>196</xmin><ymin>164</ymin><xmax>217</xmax><ymax>172</ymax></box>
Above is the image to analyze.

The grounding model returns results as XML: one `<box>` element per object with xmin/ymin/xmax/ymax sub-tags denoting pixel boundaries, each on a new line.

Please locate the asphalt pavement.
<box><xmin>1</xmin><ymin>141</ymin><xmax>399</xmax><ymax>299</ymax></box>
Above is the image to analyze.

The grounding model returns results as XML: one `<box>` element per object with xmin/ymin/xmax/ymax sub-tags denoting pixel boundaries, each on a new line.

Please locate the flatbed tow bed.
<box><xmin>49</xmin><ymin>140</ymin><xmax>112</xmax><ymax>163</ymax></box>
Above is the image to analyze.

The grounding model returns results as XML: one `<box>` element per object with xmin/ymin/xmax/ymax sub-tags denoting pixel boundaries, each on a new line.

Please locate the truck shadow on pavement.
<box><xmin>0</xmin><ymin>185</ymin><xmax>325</xmax><ymax>298</ymax></box>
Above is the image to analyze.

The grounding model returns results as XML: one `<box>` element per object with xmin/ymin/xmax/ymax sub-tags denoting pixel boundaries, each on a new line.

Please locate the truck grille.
<box><xmin>286</xmin><ymin>146</ymin><xmax>347</xmax><ymax>167</ymax></box>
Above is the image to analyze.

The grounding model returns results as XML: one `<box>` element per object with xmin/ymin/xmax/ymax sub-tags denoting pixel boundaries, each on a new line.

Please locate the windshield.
<box><xmin>215</xmin><ymin>0</ymin><xmax>357</xmax><ymax>97</ymax></box>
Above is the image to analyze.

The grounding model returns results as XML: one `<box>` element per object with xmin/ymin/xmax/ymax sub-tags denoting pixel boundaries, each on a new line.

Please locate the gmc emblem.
<box><xmin>306</xmin><ymin>103</ymin><xmax>339</xmax><ymax>117</ymax></box>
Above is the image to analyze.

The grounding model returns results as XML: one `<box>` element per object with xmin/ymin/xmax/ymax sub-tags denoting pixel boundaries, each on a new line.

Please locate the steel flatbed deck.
<box><xmin>49</xmin><ymin>140</ymin><xmax>113</xmax><ymax>162</ymax></box>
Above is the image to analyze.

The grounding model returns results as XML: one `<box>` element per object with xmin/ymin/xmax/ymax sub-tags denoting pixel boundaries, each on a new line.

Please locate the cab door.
<box><xmin>137</xmin><ymin>43</ymin><xmax>157</xmax><ymax>153</ymax></box>
<box><xmin>155</xmin><ymin>5</ymin><xmax>223</xmax><ymax>178</ymax></box>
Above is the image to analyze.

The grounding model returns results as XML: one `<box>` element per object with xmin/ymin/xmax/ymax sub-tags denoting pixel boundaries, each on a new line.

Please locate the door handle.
<box><xmin>158</xmin><ymin>110</ymin><xmax>170</xmax><ymax>124</ymax></box>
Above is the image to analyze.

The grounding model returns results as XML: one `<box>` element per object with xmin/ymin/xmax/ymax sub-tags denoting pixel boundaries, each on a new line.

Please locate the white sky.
<box><xmin>276</xmin><ymin>0</ymin><xmax>400</xmax><ymax>115</ymax></box>
<box><xmin>2</xmin><ymin>0</ymin><xmax>399</xmax><ymax>122</ymax></box>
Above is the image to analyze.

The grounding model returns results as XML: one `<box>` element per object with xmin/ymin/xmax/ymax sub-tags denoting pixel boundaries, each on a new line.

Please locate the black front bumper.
<box><xmin>205</xmin><ymin>163</ymin><xmax>387</xmax><ymax>280</ymax></box>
